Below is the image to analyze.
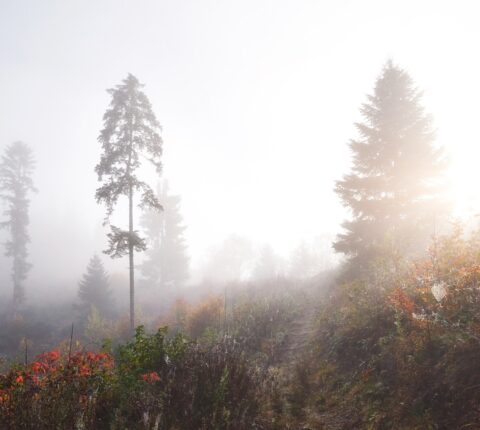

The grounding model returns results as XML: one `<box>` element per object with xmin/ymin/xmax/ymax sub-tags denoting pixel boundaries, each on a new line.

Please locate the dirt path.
<box><xmin>280</xmin><ymin>272</ymin><xmax>336</xmax><ymax>365</ymax></box>
<box><xmin>281</xmin><ymin>304</ymin><xmax>318</xmax><ymax>365</ymax></box>
<box><xmin>275</xmin><ymin>289</ymin><xmax>352</xmax><ymax>430</ymax></box>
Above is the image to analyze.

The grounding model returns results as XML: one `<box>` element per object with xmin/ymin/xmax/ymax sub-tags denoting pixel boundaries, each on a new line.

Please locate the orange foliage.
<box><xmin>388</xmin><ymin>288</ymin><xmax>415</xmax><ymax>314</ymax></box>
<box><xmin>186</xmin><ymin>295</ymin><xmax>224</xmax><ymax>338</ymax></box>
<box><xmin>154</xmin><ymin>297</ymin><xmax>190</xmax><ymax>333</ymax></box>
<box><xmin>141</xmin><ymin>371</ymin><xmax>161</xmax><ymax>383</ymax></box>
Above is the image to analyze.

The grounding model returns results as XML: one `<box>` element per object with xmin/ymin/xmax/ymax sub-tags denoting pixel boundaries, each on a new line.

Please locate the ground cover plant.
<box><xmin>285</xmin><ymin>228</ymin><xmax>480</xmax><ymax>429</ymax></box>
<box><xmin>0</xmin><ymin>280</ymin><xmax>320</xmax><ymax>429</ymax></box>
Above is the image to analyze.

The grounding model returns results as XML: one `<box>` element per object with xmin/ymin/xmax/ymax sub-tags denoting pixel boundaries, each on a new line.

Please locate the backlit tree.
<box><xmin>334</xmin><ymin>61</ymin><xmax>448</xmax><ymax>278</ymax></box>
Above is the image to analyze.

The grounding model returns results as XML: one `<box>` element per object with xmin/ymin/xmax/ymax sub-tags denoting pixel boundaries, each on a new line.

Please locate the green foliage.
<box><xmin>116</xmin><ymin>325</ymin><xmax>186</xmax><ymax>377</ymax></box>
<box><xmin>111</xmin><ymin>325</ymin><xmax>264</xmax><ymax>429</ymax></box>
<box><xmin>289</xmin><ymin>229</ymin><xmax>480</xmax><ymax>429</ymax></box>
<box><xmin>95</xmin><ymin>73</ymin><xmax>164</xmax><ymax>330</ymax></box>
<box><xmin>95</xmin><ymin>73</ymin><xmax>163</xmax><ymax>225</ymax></box>
<box><xmin>230</xmin><ymin>286</ymin><xmax>303</xmax><ymax>364</ymax></box>
<box><xmin>0</xmin><ymin>350</ymin><xmax>115</xmax><ymax>430</ymax></box>
<box><xmin>105</xmin><ymin>226</ymin><xmax>147</xmax><ymax>258</ymax></box>
<box><xmin>84</xmin><ymin>305</ymin><xmax>111</xmax><ymax>345</ymax></box>
<box><xmin>7</xmin><ymin>243</ymin><xmax>480</xmax><ymax>429</ymax></box>
<box><xmin>0</xmin><ymin>324</ymin><xmax>266</xmax><ymax>429</ymax></box>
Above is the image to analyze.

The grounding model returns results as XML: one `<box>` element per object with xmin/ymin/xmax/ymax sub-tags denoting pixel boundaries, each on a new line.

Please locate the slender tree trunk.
<box><xmin>12</xmin><ymin>251</ymin><xmax>17</xmax><ymax>310</ymax></box>
<box><xmin>12</xmin><ymin>250</ymin><xmax>21</xmax><ymax>316</ymax></box>
<box><xmin>129</xmin><ymin>183</ymin><xmax>135</xmax><ymax>332</ymax></box>
<box><xmin>13</xmin><ymin>265</ymin><xmax>18</xmax><ymax>314</ymax></box>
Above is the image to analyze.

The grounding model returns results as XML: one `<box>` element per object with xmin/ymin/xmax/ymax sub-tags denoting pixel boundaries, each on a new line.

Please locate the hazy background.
<box><xmin>1</xmin><ymin>0</ymin><xmax>479</xmax><ymax>301</ymax></box>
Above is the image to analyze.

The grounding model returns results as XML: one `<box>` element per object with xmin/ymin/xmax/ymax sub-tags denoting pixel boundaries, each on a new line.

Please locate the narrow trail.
<box><xmin>273</xmin><ymin>300</ymin><xmax>325</xmax><ymax>429</ymax></box>
<box><xmin>280</xmin><ymin>272</ymin><xmax>337</xmax><ymax>365</ymax></box>
<box><xmin>274</xmin><ymin>284</ymin><xmax>352</xmax><ymax>430</ymax></box>
<box><xmin>281</xmin><ymin>304</ymin><xmax>318</xmax><ymax>366</ymax></box>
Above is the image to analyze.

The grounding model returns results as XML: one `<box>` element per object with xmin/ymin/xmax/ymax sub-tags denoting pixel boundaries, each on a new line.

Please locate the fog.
<box><xmin>1</xmin><ymin>0</ymin><xmax>480</xmax><ymax>304</ymax></box>
<box><xmin>5</xmin><ymin>4</ymin><xmax>480</xmax><ymax>427</ymax></box>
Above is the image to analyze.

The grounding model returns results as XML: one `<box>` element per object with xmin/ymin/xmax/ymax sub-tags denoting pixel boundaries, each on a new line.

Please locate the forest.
<box><xmin>2</xmin><ymin>1</ymin><xmax>480</xmax><ymax>429</ymax></box>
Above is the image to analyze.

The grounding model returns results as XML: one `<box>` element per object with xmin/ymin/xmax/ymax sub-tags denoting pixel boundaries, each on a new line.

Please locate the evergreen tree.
<box><xmin>141</xmin><ymin>181</ymin><xmax>189</xmax><ymax>289</ymax></box>
<box><xmin>0</xmin><ymin>141</ymin><xmax>36</xmax><ymax>309</ymax></box>
<box><xmin>334</xmin><ymin>61</ymin><xmax>448</xmax><ymax>278</ymax></box>
<box><xmin>289</xmin><ymin>242</ymin><xmax>318</xmax><ymax>279</ymax></box>
<box><xmin>252</xmin><ymin>244</ymin><xmax>282</xmax><ymax>281</ymax></box>
<box><xmin>203</xmin><ymin>235</ymin><xmax>253</xmax><ymax>284</ymax></box>
<box><xmin>77</xmin><ymin>254</ymin><xmax>112</xmax><ymax>318</ymax></box>
<box><xmin>95</xmin><ymin>74</ymin><xmax>163</xmax><ymax>331</ymax></box>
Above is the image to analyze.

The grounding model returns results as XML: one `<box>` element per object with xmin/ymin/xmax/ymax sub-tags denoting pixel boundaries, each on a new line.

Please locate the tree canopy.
<box><xmin>141</xmin><ymin>181</ymin><xmax>189</xmax><ymax>290</ymax></box>
<box><xmin>0</xmin><ymin>141</ymin><xmax>36</xmax><ymax>308</ymax></box>
<box><xmin>77</xmin><ymin>254</ymin><xmax>112</xmax><ymax>318</ymax></box>
<box><xmin>95</xmin><ymin>73</ymin><xmax>163</xmax><ymax>330</ymax></box>
<box><xmin>334</xmin><ymin>61</ymin><xmax>448</xmax><ymax>277</ymax></box>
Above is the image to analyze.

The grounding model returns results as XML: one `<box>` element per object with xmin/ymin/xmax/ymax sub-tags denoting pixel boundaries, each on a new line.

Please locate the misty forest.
<box><xmin>2</xmin><ymin>2</ymin><xmax>480</xmax><ymax>429</ymax></box>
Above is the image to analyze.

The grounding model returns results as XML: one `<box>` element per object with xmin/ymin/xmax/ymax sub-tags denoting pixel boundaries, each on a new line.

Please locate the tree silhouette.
<box><xmin>289</xmin><ymin>242</ymin><xmax>318</xmax><ymax>279</ymax></box>
<box><xmin>141</xmin><ymin>181</ymin><xmax>189</xmax><ymax>290</ymax></box>
<box><xmin>77</xmin><ymin>254</ymin><xmax>112</xmax><ymax>318</ymax></box>
<box><xmin>0</xmin><ymin>141</ymin><xmax>36</xmax><ymax>310</ymax></box>
<box><xmin>95</xmin><ymin>74</ymin><xmax>163</xmax><ymax>331</ymax></box>
<box><xmin>252</xmin><ymin>245</ymin><xmax>282</xmax><ymax>281</ymax></box>
<box><xmin>334</xmin><ymin>61</ymin><xmax>448</xmax><ymax>278</ymax></box>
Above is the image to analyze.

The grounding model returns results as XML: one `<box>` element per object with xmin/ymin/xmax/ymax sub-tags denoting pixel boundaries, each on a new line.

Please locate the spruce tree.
<box><xmin>289</xmin><ymin>242</ymin><xmax>317</xmax><ymax>279</ymax></box>
<box><xmin>95</xmin><ymin>74</ymin><xmax>163</xmax><ymax>331</ymax></box>
<box><xmin>252</xmin><ymin>245</ymin><xmax>282</xmax><ymax>281</ymax></box>
<box><xmin>203</xmin><ymin>235</ymin><xmax>253</xmax><ymax>283</ymax></box>
<box><xmin>141</xmin><ymin>181</ymin><xmax>189</xmax><ymax>289</ymax></box>
<box><xmin>77</xmin><ymin>254</ymin><xmax>112</xmax><ymax>318</ymax></box>
<box><xmin>334</xmin><ymin>61</ymin><xmax>447</xmax><ymax>278</ymax></box>
<box><xmin>0</xmin><ymin>141</ymin><xmax>36</xmax><ymax>310</ymax></box>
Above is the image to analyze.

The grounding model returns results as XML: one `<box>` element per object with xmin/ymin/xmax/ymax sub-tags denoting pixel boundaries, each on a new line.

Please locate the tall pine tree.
<box><xmin>95</xmin><ymin>74</ymin><xmax>163</xmax><ymax>331</ymax></box>
<box><xmin>0</xmin><ymin>141</ymin><xmax>36</xmax><ymax>310</ymax></box>
<box><xmin>334</xmin><ymin>61</ymin><xmax>448</xmax><ymax>278</ymax></box>
<box><xmin>141</xmin><ymin>181</ymin><xmax>189</xmax><ymax>289</ymax></box>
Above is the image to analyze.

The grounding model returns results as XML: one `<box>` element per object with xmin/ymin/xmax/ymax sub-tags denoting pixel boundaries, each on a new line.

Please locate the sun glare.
<box><xmin>445</xmin><ymin>149</ymin><xmax>480</xmax><ymax>221</ymax></box>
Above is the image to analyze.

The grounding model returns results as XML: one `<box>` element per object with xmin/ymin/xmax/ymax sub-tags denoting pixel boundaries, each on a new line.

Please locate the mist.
<box><xmin>2</xmin><ymin>1</ymin><xmax>479</xmax><ymax>299</ymax></box>
<box><xmin>2</xmin><ymin>2</ymin><xmax>480</xmax><ymax>428</ymax></box>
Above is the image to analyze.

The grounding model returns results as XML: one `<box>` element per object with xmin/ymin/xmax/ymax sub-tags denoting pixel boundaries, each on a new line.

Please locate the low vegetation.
<box><xmin>3</xmin><ymin>229</ymin><xmax>480</xmax><ymax>429</ymax></box>
<box><xmin>286</xmin><ymin>227</ymin><xmax>480</xmax><ymax>429</ymax></box>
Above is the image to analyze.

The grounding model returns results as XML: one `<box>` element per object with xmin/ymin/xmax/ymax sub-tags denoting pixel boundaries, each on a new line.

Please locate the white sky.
<box><xmin>1</xmin><ymin>0</ymin><xmax>480</xmax><ymax>287</ymax></box>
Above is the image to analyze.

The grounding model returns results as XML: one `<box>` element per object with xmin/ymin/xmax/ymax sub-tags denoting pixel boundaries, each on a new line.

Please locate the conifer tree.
<box><xmin>95</xmin><ymin>74</ymin><xmax>163</xmax><ymax>331</ymax></box>
<box><xmin>141</xmin><ymin>181</ymin><xmax>189</xmax><ymax>289</ymax></box>
<box><xmin>334</xmin><ymin>61</ymin><xmax>447</xmax><ymax>277</ymax></box>
<box><xmin>289</xmin><ymin>242</ymin><xmax>318</xmax><ymax>279</ymax></box>
<box><xmin>77</xmin><ymin>254</ymin><xmax>112</xmax><ymax>318</ymax></box>
<box><xmin>252</xmin><ymin>245</ymin><xmax>282</xmax><ymax>281</ymax></box>
<box><xmin>0</xmin><ymin>141</ymin><xmax>36</xmax><ymax>309</ymax></box>
<box><xmin>203</xmin><ymin>235</ymin><xmax>253</xmax><ymax>284</ymax></box>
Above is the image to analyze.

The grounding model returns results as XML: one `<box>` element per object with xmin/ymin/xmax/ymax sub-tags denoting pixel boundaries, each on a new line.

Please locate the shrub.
<box><xmin>0</xmin><ymin>326</ymin><xmax>267</xmax><ymax>429</ymax></box>
<box><xmin>112</xmin><ymin>326</ymin><xmax>263</xmax><ymax>429</ymax></box>
<box><xmin>0</xmin><ymin>350</ymin><xmax>114</xmax><ymax>429</ymax></box>
<box><xmin>288</xmin><ymin>228</ymin><xmax>480</xmax><ymax>429</ymax></box>
<box><xmin>186</xmin><ymin>295</ymin><xmax>224</xmax><ymax>339</ymax></box>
